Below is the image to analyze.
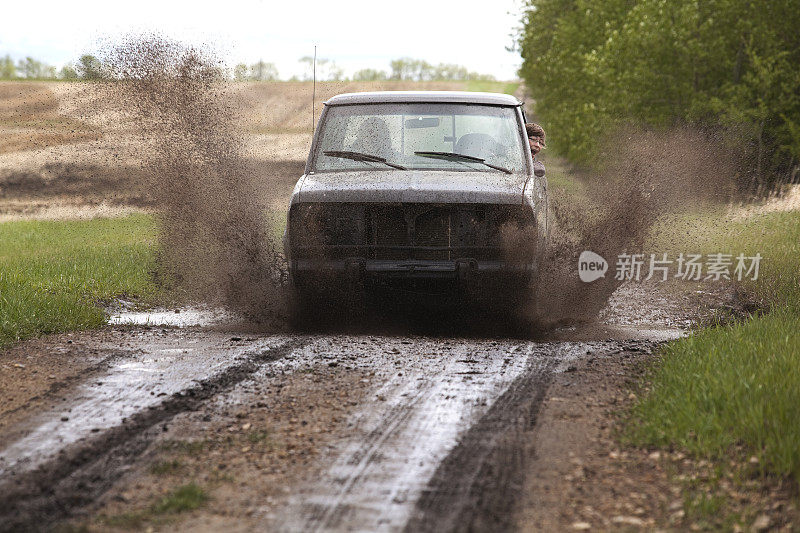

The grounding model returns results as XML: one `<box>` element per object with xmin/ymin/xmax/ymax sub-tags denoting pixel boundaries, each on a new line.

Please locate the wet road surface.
<box><xmin>272</xmin><ymin>339</ymin><xmax>623</xmax><ymax>532</ymax></box>
<box><xmin>0</xmin><ymin>309</ymin><xmax>680</xmax><ymax>532</ymax></box>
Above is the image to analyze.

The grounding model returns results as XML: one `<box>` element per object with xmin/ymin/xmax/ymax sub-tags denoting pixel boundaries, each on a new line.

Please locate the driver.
<box><xmin>353</xmin><ymin>117</ymin><xmax>395</xmax><ymax>159</ymax></box>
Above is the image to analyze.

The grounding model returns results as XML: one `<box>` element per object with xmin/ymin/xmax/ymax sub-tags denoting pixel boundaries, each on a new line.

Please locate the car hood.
<box><xmin>297</xmin><ymin>170</ymin><xmax>525</xmax><ymax>205</ymax></box>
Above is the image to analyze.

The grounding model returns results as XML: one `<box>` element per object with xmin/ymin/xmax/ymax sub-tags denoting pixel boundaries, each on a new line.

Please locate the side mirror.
<box><xmin>533</xmin><ymin>161</ymin><xmax>546</xmax><ymax>177</ymax></box>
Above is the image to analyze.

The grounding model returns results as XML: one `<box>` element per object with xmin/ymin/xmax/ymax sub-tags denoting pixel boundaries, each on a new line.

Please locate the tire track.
<box><xmin>277</xmin><ymin>340</ymin><xmax>572</xmax><ymax>532</ymax></box>
<box><xmin>0</xmin><ymin>338</ymin><xmax>307</xmax><ymax>533</ymax></box>
<box><xmin>406</xmin><ymin>341</ymin><xmax>651</xmax><ymax>533</ymax></box>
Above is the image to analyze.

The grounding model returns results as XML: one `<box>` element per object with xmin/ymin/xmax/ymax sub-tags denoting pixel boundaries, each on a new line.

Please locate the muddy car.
<box><xmin>284</xmin><ymin>91</ymin><xmax>547</xmax><ymax>308</ymax></box>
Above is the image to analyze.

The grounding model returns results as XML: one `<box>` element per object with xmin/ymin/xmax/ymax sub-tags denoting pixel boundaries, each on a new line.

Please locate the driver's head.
<box><xmin>525</xmin><ymin>123</ymin><xmax>546</xmax><ymax>156</ymax></box>
<box><xmin>355</xmin><ymin>117</ymin><xmax>392</xmax><ymax>155</ymax></box>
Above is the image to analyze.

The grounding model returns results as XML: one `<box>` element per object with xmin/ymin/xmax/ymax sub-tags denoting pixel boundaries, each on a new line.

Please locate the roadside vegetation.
<box><xmin>0</xmin><ymin>214</ymin><xmax>159</xmax><ymax>347</ymax></box>
<box><xmin>624</xmin><ymin>208</ymin><xmax>800</xmax><ymax>527</ymax></box>
<box><xmin>2</xmin><ymin>53</ymin><xmax>502</xmax><ymax>84</ymax></box>
<box><xmin>630</xmin><ymin>209</ymin><xmax>800</xmax><ymax>466</ymax></box>
<box><xmin>518</xmin><ymin>0</ymin><xmax>800</xmax><ymax>190</ymax></box>
<box><xmin>518</xmin><ymin>0</ymin><xmax>800</xmax><ymax>525</ymax></box>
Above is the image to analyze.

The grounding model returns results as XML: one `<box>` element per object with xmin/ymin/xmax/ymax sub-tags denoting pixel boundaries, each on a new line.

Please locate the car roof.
<box><xmin>324</xmin><ymin>91</ymin><xmax>522</xmax><ymax>107</ymax></box>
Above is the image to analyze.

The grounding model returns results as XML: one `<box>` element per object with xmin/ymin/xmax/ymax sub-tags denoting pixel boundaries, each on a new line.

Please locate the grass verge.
<box><xmin>0</xmin><ymin>214</ymin><xmax>159</xmax><ymax>347</ymax></box>
<box><xmin>628</xmin><ymin>308</ymin><xmax>800</xmax><ymax>477</ymax></box>
<box><xmin>626</xmin><ymin>209</ymin><xmax>800</xmax><ymax>525</ymax></box>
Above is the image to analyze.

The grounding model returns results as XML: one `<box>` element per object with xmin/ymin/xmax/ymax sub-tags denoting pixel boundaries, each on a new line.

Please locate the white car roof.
<box><xmin>324</xmin><ymin>91</ymin><xmax>522</xmax><ymax>107</ymax></box>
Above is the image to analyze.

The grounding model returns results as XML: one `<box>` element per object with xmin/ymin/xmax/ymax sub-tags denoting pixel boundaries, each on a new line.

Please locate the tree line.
<box><xmin>0</xmin><ymin>54</ymin><xmax>104</xmax><ymax>80</ymax></box>
<box><xmin>2</xmin><ymin>54</ymin><xmax>496</xmax><ymax>83</ymax></box>
<box><xmin>518</xmin><ymin>0</ymin><xmax>800</xmax><ymax>187</ymax></box>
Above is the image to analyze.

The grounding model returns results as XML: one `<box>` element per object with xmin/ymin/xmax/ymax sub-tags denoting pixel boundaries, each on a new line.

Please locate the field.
<box><xmin>0</xmin><ymin>80</ymin><xmax>519</xmax><ymax>221</ymax></box>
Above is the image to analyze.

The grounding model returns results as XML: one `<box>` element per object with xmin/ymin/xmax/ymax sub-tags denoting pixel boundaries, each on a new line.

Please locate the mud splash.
<box><xmin>529</xmin><ymin>127</ymin><xmax>736</xmax><ymax>326</ymax></box>
<box><xmin>103</xmin><ymin>37</ymin><xmax>289</xmax><ymax>325</ymax></box>
<box><xmin>88</xmin><ymin>39</ymin><xmax>736</xmax><ymax>331</ymax></box>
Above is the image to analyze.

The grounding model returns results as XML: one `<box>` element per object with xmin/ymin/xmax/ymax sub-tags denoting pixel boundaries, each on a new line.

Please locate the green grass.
<box><xmin>0</xmin><ymin>214</ymin><xmax>159</xmax><ymax>347</ymax></box>
<box><xmin>648</xmin><ymin>209</ymin><xmax>800</xmax><ymax>312</ymax></box>
<box><xmin>151</xmin><ymin>483</ymin><xmax>208</xmax><ymax>514</ymax></box>
<box><xmin>628</xmin><ymin>309</ymin><xmax>800</xmax><ymax>479</ymax></box>
<box><xmin>628</xmin><ymin>209</ymin><xmax>800</xmax><ymax>485</ymax></box>
<box><xmin>465</xmin><ymin>80</ymin><xmax>520</xmax><ymax>95</ymax></box>
<box><xmin>102</xmin><ymin>483</ymin><xmax>208</xmax><ymax>529</ymax></box>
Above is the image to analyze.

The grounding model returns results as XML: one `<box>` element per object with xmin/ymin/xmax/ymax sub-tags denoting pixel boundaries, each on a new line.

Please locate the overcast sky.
<box><xmin>1</xmin><ymin>0</ymin><xmax>527</xmax><ymax>80</ymax></box>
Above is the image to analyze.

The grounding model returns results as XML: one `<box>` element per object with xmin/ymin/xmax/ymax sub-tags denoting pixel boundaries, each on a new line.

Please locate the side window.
<box><xmin>319</xmin><ymin>115</ymin><xmax>347</xmax><ymax>152</ymax></box>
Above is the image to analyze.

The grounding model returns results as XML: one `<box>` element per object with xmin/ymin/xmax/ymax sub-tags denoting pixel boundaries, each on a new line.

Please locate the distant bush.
<box><xmin>388</xmin><ymin>57</ymin><xmax>496</xmax><ymax>82</ymax></box>
<box><xmin>352</xmin><ymin>68</ymin><xmax>388</xmax><ymax>81</ymax></box>
<box><xmin>76</xmin><ymin>54</ymin><xmax>105</xmax><ymax>80</ymax></box>
<box><xmin>0</xmin><ymin>55</ymin><xmax>57</xmax><ymax>80</ymax></box>
<box><xmin>249</xmin><ymin>60</ymin><xmax>279</xmax><ymax>81</ymax></box>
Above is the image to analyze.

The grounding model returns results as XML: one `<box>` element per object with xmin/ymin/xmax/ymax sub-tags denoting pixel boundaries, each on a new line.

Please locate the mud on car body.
<box><xmin>283</xmin><ymin>91</ymin><xmax>548</xmax><ymax>305</ymax></box>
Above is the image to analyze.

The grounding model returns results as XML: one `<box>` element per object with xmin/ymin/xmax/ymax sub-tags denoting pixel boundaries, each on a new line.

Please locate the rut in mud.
<box><xmin>0</xmin><ymin>307</ymin><xmax>678</xmax><ymax>533</ymax></box>
<box><xmin>0</xmin><ymin>339</ymin><xmax>304</xmax><ymax>532</ymax></box>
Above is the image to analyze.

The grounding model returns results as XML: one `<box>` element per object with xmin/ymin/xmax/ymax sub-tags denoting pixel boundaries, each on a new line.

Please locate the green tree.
<box><xmin>0</xmin><ymin>55</ymin><xmax>16</xmax><ymax>79</ymax></box>
<box><xmin>352</xmin><ymin>68</ymin><xmax>388</xmax><ymax>81</ymax></box>
<box><xmin>388</xmin><ymin>58</ymin><xmax>492</xmax><ymax>81</ymax></box>
<box><xmin>249</xmin><ymin>60</ymin><xmax>278</xmax><ymax>81</ymax></box>
<box><xmin>298</xmin><ymin>56</ymin><xmax>344</xmax><ymax>81</ymax></box>
<box><xmin>432</xmin><ymin>63</ymin><xmax>469</xmax><ymax>81</ymax></box>
<box><xmin>517</xmin><ymin>0</ymin><xmax>800</xmax><ymax>185</ymax></box>
<box><xmin>77</xmin><ymin>54</ymin><xmax>104</xmax><ymax>80</ymax></box>
<box><xmin>59</xmin><ymin>64</ymin><xmax>78</xmax><ymax>80</ymax></box>
<box><xmin>389</xmin><ymin>58</ymin><xmax>433</xmax><ymax>81</ymax></box>
<box><xmin>233</xmin><ymin>63</ymin><xmax>249</xmax><ymax>81</ymax></box>
<box><xmin>17</xmin><ymin>57</ymin><xmax>52</xmax><ymax>78</ymax></box>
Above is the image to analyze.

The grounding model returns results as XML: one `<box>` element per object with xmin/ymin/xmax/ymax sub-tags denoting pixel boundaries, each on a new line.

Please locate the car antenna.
<box><xmin>312</xmin><ymin>44</ymin><xmax>317</xmax><ymax>134</ymax></box>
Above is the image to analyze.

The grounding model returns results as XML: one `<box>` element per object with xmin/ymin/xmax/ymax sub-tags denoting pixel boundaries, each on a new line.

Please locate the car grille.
<box><xmin>290</xmin><ymin>202</ymin><xmax>535</xmax><ymax>262</ymax></box>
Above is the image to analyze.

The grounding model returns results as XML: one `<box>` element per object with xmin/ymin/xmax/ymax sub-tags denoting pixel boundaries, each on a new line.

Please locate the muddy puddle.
<box><xmin>0</xmin><ymin>332</ymin><xmax>289</xmax><ymax>477</ymax></box>
<box><xmin>0</xmin><ymin>280</ymin><xmax>705</xmax><ymax>531</ymax></box>
<box><xmin>107</xmin><ymin>306</ymin><xmax>232</xmax><ymax>328</ymax></box>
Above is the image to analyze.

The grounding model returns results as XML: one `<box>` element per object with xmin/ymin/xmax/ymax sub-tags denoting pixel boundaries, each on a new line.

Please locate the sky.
<box><xmin>1</xmin><ymin>0</ymin><xmax>527</xmax><ymax>80</ymax></box>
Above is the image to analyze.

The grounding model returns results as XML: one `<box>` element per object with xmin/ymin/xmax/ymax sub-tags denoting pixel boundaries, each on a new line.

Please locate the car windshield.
<box><xmin>311</xmin><ymin>103</ymin><xmax>526</xmax><ymax>173</ymax></box>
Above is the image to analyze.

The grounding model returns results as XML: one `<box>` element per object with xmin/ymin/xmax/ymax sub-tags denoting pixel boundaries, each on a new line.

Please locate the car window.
<box><xmin>313</xmin><ymin>103</ymin><xmax>525</xmax><ymax>173</ymax></box>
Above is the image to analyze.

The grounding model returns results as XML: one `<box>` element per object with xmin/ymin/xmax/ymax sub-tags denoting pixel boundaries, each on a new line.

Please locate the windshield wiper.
<box><xmin>323</xmin><ymin>150</ymin><xmax>406</xmax><ymax>170</ymax></box>
<box><xmin>413</xmin><ymin>151</ymin><xmax>512</xmax><ymax>174</ymax></box>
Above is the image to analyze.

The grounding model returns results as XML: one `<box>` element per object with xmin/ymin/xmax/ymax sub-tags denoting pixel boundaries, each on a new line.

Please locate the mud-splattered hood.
<box><xmin>295</xmin><ymin>170</ymin><xmax>526</xmax><ymax>205</ymax></box>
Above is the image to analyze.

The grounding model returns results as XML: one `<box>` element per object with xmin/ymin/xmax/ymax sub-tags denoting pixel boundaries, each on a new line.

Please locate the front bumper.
<box><xmin>290</xmin><ymin>258</ymin><xmax>534</xmax><ymax>281</ymax></box>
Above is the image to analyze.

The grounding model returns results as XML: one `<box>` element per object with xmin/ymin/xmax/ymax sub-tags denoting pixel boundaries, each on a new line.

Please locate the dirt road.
<box><xmin>0</xmin><ymin>282</ymin><xmax>708</xmax><ymax>532</ymax></box>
